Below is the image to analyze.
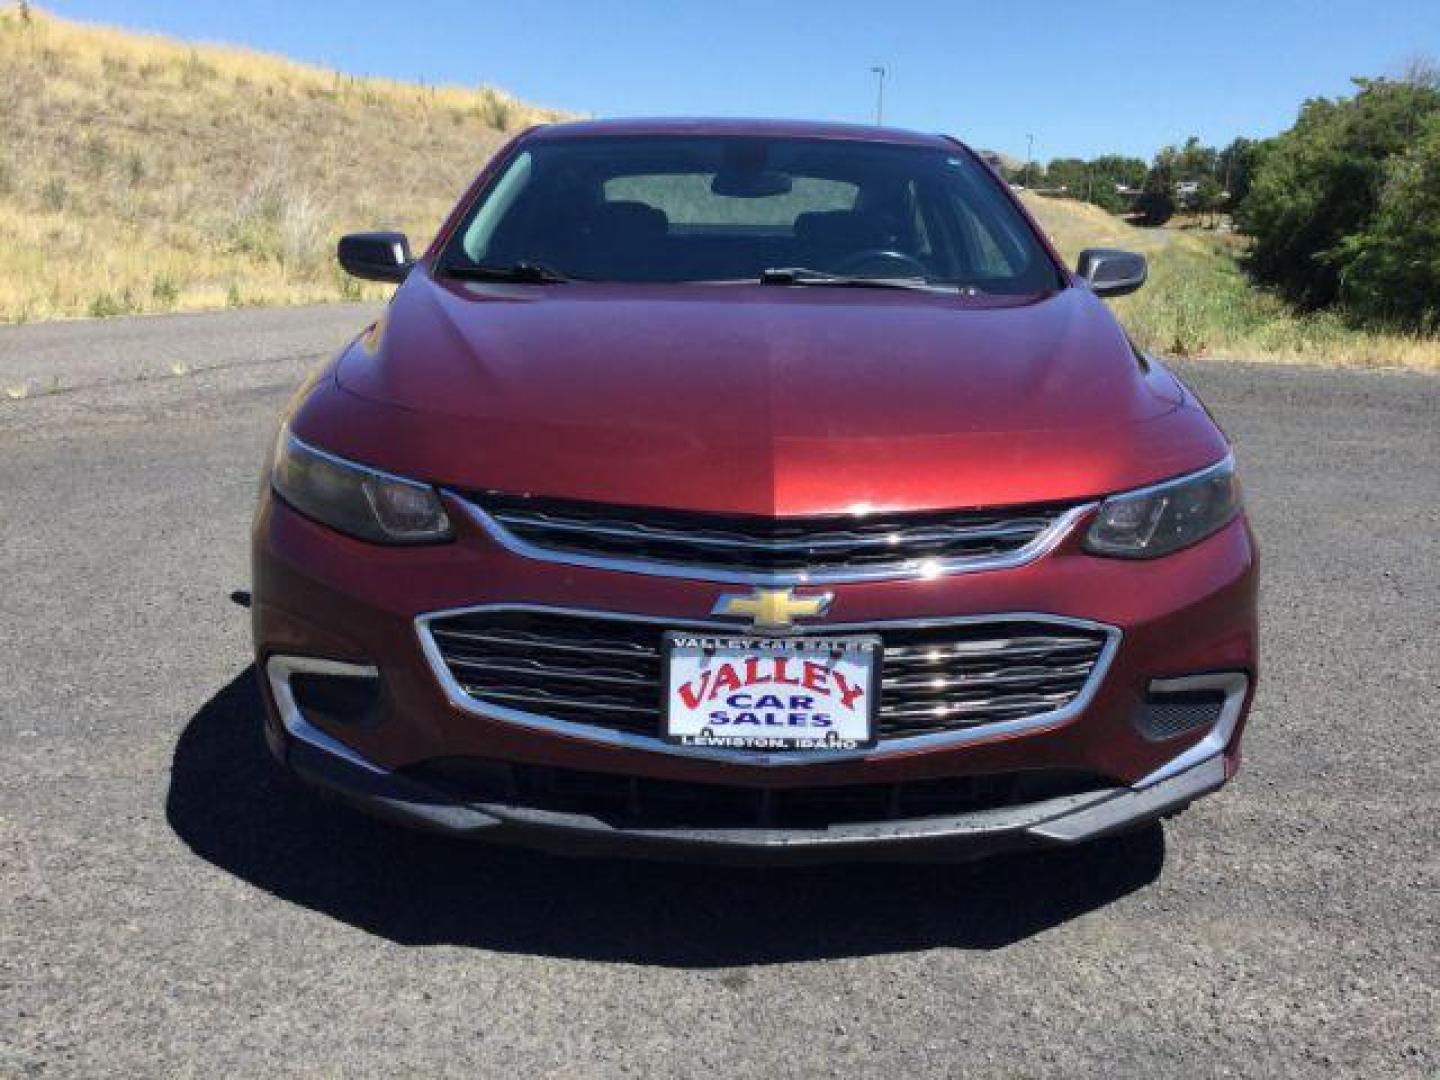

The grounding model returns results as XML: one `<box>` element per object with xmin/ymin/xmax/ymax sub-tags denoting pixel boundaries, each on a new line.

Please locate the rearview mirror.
<box><xmin>1076</xmin><ymin>248</ymin><xmax>1147</xmax><ymax>297</ymax></box>
<box><xmin>710</xmin><ymin>169</ymin><xmax>794</xmax><ymax>198</ymax></box>
<box><xmin>337</xmin><ymin>232</ymin><xmax>414</xmax><ymax>283</ymax></box>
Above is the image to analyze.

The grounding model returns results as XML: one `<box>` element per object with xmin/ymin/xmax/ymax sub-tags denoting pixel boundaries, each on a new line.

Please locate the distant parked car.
<box><xmin>252</xmin><ymin>118</ymin><xmax>1258</xmax><ymax>863</ymax></box>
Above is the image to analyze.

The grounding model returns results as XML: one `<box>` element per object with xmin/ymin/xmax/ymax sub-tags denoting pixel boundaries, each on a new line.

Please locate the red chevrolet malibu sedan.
<box><xmin>252</xmin><ymin>118</ymin><xmax>1258</xmax><ymax>863</ymax></box>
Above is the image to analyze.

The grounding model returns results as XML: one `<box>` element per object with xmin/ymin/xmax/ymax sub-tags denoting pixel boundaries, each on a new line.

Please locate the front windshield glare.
<box><xmin>445</xmin><ymin>137</ymin><xmax>1062</xmax><ymax>293</ymax></box>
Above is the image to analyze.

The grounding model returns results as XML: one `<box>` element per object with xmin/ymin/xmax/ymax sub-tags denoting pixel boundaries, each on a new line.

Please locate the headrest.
<box><xmin>587</xmin><ymin>200</ymin><xmax>669</xmax><ymax>239</ymax></box>
<box><xmin>793</xmin><ymin>210</ymin><xmax>886</xmax><ymax>249</ymax></box>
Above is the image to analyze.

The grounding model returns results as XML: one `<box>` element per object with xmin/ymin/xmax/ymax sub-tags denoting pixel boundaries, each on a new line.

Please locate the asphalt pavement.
<box><xmin>1</xmin><ymin>305</ymin><xmax>1436</xmax><ymax>1078</ymax></box>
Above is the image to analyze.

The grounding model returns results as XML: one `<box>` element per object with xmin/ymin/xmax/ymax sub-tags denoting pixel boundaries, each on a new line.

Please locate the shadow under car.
<box><xmin>166</xmin><ymin>666</ymin><xmax>1167</xmax><ymax>967</ymax></box>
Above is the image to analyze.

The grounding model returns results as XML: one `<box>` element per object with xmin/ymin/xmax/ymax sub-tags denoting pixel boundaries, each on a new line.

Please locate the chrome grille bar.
<box><xmin>487</xmin><ymin>510</ymin><xmax>1053</xmax><ymax>552</ymax></box>
<box><xmin>464</xmin><ymin>688</ymin><xmax>657</xmax><ymax>716</ymax></box>
<box><xmin>431</xmin><ymin>627</ymin><xmax>656</xmax><ymax>662</ymax></box>
<box><xmin>882</xmin><ymin>662</ymin><xmax>1095</xmax><ymax>692</ymax></box>
<box><xmin>440</xmin><ymin>656</ymin><xmax>658</xmax><ymax>689</ymax></box>
<box><xmin>457</xmin><ymin>495</ymin><xmax>1096</xmax><ymax>585</ymax></box>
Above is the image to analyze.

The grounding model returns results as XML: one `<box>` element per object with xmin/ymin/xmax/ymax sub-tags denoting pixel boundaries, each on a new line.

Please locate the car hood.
<box><xmin>309</xmin><ymin>273</ymin><xmax>1226</xmax><ymax>515</ymax></box>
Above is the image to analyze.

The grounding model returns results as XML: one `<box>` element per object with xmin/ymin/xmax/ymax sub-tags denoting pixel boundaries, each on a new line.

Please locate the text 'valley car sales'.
<box><xmin>665</xmin><ymin>635</ymin><xmax>879</xmax><ymax>750</ymax></box>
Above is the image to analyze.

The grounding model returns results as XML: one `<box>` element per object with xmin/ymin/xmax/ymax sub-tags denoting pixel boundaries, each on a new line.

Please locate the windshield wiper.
<box><xmin>440</xmin><ymin>260</ymin><xmax>571</xmax><ymax>284</ymax></box>
<box><xmin>758</xmin><ymin>267</ymin><xmax>956</xmax><ymax>292</ymax></box>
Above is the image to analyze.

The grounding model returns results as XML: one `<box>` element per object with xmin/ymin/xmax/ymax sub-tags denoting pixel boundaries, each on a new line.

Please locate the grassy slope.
<box><xmin>1</xmin><ymin>8</ymin><xmax>1434</xmax><ymax>369</ymax></box>
<box><xmin>1022</xmin><ymin>194</ymin><xmax>1440</xmax><ymax>370</ymax></box>
<box><xmin>0</xmin><ymin>6</ymin><xmax>567</xmax><ymax>321</ymax></box>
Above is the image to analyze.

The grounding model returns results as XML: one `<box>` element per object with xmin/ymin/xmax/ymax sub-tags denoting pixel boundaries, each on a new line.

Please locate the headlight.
<box><xmin>271</xmin><ymin>428</ymin><xmax>452</xmax><ymax>544</ymax></box>
<box><xmin>1084</xmin><ymin>456</ymin><xmax>1240</xmax><ymax>559</ymax></box>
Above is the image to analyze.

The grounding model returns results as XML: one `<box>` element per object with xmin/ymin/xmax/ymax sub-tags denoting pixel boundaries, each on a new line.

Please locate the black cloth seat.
<box><xmin>792</xmin><ymin>209</ymin><xmax>890</xmax><ymax>269</ymax></box>
<box><xmin>571</xmin><ymin>201</ymin><xmax>670</xmax><ymax>279</ymax></box>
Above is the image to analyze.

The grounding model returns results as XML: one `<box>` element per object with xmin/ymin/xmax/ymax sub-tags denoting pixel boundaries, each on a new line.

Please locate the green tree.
<box><xmin>1043</xmin><ymin>157</ymin><xmax>1088</xmax><ymax>195</ymax></box>
<box><xmin>1136</xmin><ymin>150</ymin><xmax>1177</xmax><ymax>225</ymax></box>
<box><xmin>1193</xmin><ymin>176</ymin><xmax>1225</xmax><ymax>226</ymax></box>
<box><xmin>1090</xmin><ymin>155</ymin><xmax>1147</xmax><ymax>188</ymax></box>
<box><xmin>1217</xmin><ymin>137</ymin><xmax>1262</xmax><ymax>205</ymax></box>
<box><xmin>1331</xmin><ymin>111</ymin><xmax>1440</xmax><ymax>328</ymax></box>
<box><xmin>1175</xmin><ymin>136</ymin><xmax>1219</xmax><ymax>183</ymax></box>
<box><xmin>1083</xmin><ymin>155</ymin><xmax>1148</xmax><ymax>212</ymax></box>
<box><xmin>1238</xmin><ymin>75</ymin><xmax>1440</xmax><ymax>309</ymax></box>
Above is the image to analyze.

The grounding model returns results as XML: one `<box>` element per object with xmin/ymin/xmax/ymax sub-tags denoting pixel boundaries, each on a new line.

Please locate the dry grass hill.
<box><xmin>2</xmin><ymin>5</ymin><xmax>1434</xmax><ymax>369</ymax></box>
<box><xmin>0</xmin><ymin>4</ymin><xmax>568</xmax><ymax>320</ymax></box>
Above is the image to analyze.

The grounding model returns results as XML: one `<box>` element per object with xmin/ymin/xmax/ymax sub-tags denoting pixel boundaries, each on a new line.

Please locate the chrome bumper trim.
<box><xmin>264</xmin><ymin>655</ymin><xmax>387</xmax><ymax>776</ymax></box>
<box><xmin>412</xmin><ymin>605</ymin><xmax>1122</xmax><ymax>766</ymax></box>
<box><xmin>1133</xmin><ymin>672</ymin><xmax>1249</xmax><ymax>787</ymax></box>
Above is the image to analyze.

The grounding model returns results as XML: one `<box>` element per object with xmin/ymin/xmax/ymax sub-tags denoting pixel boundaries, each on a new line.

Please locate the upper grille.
<box><xmin>466</xmin><ymin>494</ymin><xmax>1082</xmax><ymax>581</ymax></box>
<box><xmin>423</xmin><ymin>609</ymin><xmax>1112</xmax><ymax>747</ymax></box>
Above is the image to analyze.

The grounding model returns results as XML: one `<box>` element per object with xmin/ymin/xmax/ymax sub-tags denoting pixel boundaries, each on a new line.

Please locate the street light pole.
<box><xmin>1025</xmin><ymin>133</ymin><xmax>1034</xmax><ymax>187</ymax></box>
<box><xmin>870</xmin><ymin>66</ymin><xmax>886</xmax><ymax>126</ymax></box>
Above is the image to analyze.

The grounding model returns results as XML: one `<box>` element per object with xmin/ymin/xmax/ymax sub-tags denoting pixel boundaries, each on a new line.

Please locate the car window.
<box><xmin>905</xmin><ymin>180</ymin><xmax>934</xmax><ymax>259</ymax></box>
<box><xmin>603</xmin><ymin>174</ymin><xmax>857</xmax><ymax>228</ymax></box>
<box><xmin>449</xmin><ymin>136</ymin><xmax>1062</xmax><ymax>292</ymax></box>
<box><xmin>957</xmin><ymin>201</ymin><xmax>1017</xmax><ymax>276</ymax></box>
<box><xmin>462</xmin><ymin>151</ymin><xmax>532</xmax><ymax>262</ymax></box>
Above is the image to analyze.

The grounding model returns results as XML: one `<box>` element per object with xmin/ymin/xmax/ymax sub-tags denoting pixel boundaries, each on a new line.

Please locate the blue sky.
<box><xmin>50</xmin><ymin>0</ymin><xmax>1440</xmax><ymax>161</ymax></box>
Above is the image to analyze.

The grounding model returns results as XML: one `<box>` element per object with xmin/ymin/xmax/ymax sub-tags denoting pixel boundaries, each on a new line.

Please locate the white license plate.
<box><xmin>663</xmin><ymin>633</ymin><xmax>880</xmax><ymax>751</ymax></box>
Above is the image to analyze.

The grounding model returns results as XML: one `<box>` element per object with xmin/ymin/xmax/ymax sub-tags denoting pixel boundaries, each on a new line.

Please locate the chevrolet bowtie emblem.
<box><xmin>711</xmin><ymin>587</ymin><xmax>834</xmax><ymax>631</ymax></box>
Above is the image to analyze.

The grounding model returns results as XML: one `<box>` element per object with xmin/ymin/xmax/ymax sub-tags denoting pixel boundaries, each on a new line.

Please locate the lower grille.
<box><xmin>422</xmin><ymin>608</ymin><xmax>1112</xmax><ymax>747</ymax></box>
<box><xmin>1134</xmin><ymin>693</ymin><xmax>1224</xmax><ymax>741</ymax></box>
<box><xmin>406</xmin><ymin>757</ymin><xmax>1112</xmax><ymax>830</ymax></box>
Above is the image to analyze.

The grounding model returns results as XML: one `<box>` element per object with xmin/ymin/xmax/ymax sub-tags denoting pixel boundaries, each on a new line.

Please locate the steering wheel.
<box><xmin>831</xmin><ymin>249</ymin><xmax>930</xmax><ymax>278</ymax></box>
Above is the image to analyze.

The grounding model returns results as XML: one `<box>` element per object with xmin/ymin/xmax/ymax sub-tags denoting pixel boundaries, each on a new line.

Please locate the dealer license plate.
<box><xmin>663</xmin><ymin>633</ymin><xmax>880</xmax><ymax>751</ymax></box>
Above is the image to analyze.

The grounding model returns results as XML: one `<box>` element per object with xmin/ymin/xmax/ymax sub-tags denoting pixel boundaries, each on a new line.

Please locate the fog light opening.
<box><xmin>289</xmin><ymin>669</ymin><xmax>382</xmax><ymax>727</ymax></box>
<box><xmin>1132</xmin><ymin>671</ymin><xmax>1250</xmax><ymax>789</ymax></box>
<box><xmin>1134</xmin><ymin>689</ymin><xmax>1227</xmax><ymax>742</ymax></box>
<box><xmin>264</xmin><ymin>655</ymin><xmax>388</xmax><ymax>775</ymax></box>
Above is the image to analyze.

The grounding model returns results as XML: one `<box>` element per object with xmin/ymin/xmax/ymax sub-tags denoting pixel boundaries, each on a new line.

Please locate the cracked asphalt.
<box><xmin>1</xmin><ymin>305</ymin><xmax>1436</xmax><ymax>1077</ymax></box>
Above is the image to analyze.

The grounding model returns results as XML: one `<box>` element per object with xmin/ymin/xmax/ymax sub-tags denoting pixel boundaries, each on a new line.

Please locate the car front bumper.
<box><xmin>251</xmin><ymin>486</ymin><xmax>1258</xmax><ymax>863</ymax></box>
<box><xmin>267</xmin><ymin>654</ymin><xmax>1236</xmax><ymax>864</ymax></box>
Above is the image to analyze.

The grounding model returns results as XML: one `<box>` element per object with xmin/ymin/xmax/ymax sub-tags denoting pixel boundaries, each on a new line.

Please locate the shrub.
<box><xmin>1238</xmin><ymin>75</ymin><xmax>1440</xmax><ymax>313</ymax></box>
<box><xmin>180</xmin><ymin>50</ymin><xmax>217</xmax><ymax>88</ymax></box>
<box><xmin>225</xmin><ymin>165</ymin><xmax>329</xmax><ymax>271</ymax></box>
<box><xmin>41</xmin><ymin>176</ymin><xmax>67</xmax><ymax>210</ymax></box>
<box><xmin>1331</xmin><ymin>113</ymin><xmax>1440</xmax><ymax>329</ymax></box>
<box><xmin>88</xmin><ymin>289</ymin><xmax>136</xmax><ymax>318</ymax></box>
<box><xmin>334</xmin><ymin>265</ymin><xmax>364</xmax><ymax>301</ymax></box>
<box><xmin>83</xmin><ymin>134</ymin><xmax>111</xmax><ymax>178</ymax></box>
<box><xmin>478</xmin><ymin>87</ymin><xmax>514</xmax><ymax>132</ymax></box>
<box><xmin>279</xmin><ymin>191</ymin><xmax>328</xmax><ymax>271</ymax></box>
<box><xmin>151</xmin><ymin>275</ymin><xmax>180</xmax><ymax>308</ymax></box>
<box><xmin>1133</xmin><ymin>189</ymin><xmax>1174</xmax><ymax>227</ymax></box>
<box><xmin>123</xmin><ymin>150</ymin><xmax>145</xmax><ymax>185</ymax></box>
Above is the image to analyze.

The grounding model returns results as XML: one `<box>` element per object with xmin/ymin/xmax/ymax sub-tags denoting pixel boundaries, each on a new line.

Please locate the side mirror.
<box><xmin>337</xmin><ymin>232</ymin><xmax>414</xmax><ymax>283</ymax></box>
<box><xmin>1077</xmin><ymin>248</ymin><xmax>1147</xmax><ymax>297</ymax></box>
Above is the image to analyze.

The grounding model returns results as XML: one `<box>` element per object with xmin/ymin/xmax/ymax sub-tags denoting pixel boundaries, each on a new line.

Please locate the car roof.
<box><xmin>524</xmin><ymin>117</ymin><xmax>963</xmax><ymax>151</ymax></box>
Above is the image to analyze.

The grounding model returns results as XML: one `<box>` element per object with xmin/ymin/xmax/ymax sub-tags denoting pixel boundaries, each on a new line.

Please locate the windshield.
<box><xmin>442</xmin><ymin>136</ymin><xmax>1063</xmax><ymax>293</ymax></box>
